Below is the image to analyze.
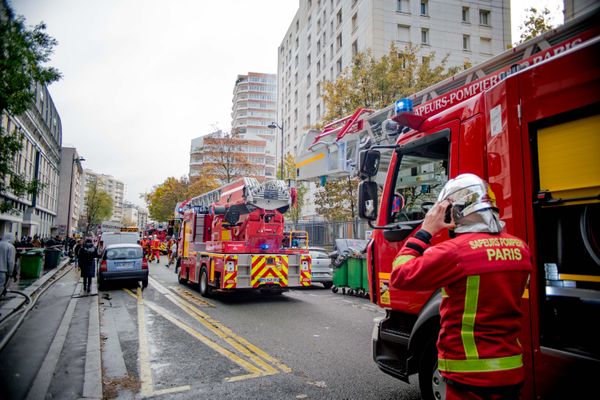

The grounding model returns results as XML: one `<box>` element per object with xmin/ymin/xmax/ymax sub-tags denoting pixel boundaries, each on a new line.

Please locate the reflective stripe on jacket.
<box><xmin>390</xmin><ymin>231</ymin><xmax>531</xmax><ymax>387</ymax></box>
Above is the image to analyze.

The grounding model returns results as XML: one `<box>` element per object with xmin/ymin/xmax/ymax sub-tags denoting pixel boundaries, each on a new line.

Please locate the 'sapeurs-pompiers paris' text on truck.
<box><xmin>295</xmin><ymin>8</ymin><xmax>599</xmax><ymax>400</ymax></box>
<box><xmin>175</xmin><ymin>178</ymin><xmax>311</xmax><ymax>296</ymax></box>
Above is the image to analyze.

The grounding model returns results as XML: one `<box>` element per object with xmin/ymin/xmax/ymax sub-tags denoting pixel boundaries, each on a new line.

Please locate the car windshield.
<box><xmin>105</xmin><ymin>247</ymin><xmax>142</xmax><ymax>260</ymax></box>
<box><xmin>310</xmin><ymin>251</ymin><xmax>329</xmax><ymax>259</ymax></box>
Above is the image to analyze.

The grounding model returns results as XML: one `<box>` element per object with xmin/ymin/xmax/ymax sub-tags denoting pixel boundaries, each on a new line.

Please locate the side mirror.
<box><xmin>359</xmin><ymin>149</ymin><xmax>381</xmax><ymax>179</ymax></box>
<box><xmin>358</xmin><ymin>181</ymin><xmax>379</xmax><ymax>221</ymax></box>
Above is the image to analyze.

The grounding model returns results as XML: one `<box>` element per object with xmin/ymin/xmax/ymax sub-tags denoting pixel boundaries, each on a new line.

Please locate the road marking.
<box><xmin>124</xmin><ymin>289</ymin><xmax>263</xmax><ymax>379</ymax></box>
<box><xmin>167</xmin><ymin>284</ymin><xmax>215</xmax><ymax>307</ymax></box>
<box><xmin>26</xmin><ymin>282</ymin><xmax>80</xmax><ymax>400</ymax></box>
<box><xmin>150</xmin><ymin>385</ymin><xmax>192</xmax><ymax>396</ymax></box>
<box><xmin>151</xmin><ymin>277</ymin><xmax>291</xmax><ymax>373</ymax></box>
<box><xmin>136</xmin><ymin>287</ymin><xmax>154</xmax><ymax>397</ymax></box>
<box><xmin>83</xmin><ymin>292</ymin><xmax>102</xmax><ymax>399</ymax></box>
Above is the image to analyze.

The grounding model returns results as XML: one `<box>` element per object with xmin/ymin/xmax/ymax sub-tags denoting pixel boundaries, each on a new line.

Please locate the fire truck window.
<box><xmin>535</xmin><ymin>203</ymin><xmax>600</xmax><ymax>359</ymax></box>
<box><xmin>388</xmin><ymin>139</ymin><xmax>449</xmax><ymax>223</ymax></box>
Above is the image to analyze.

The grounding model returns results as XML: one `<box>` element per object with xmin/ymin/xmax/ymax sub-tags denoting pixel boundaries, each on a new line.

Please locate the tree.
<box><xmin>83</xmin><ymin>180</ymin><xmax>113</xmax><ymax>236</ymax></box>
<box><xmin>321</xmin><ymin>43</ymin><xmax>466</xmax><ymax>125</ymax></box>
<box><xmin>198</xmin><ymin>133</ymin><xmax>262</xmax><ymax>184</ymax></box>
<box><xmin>518</xmin><ymin>7</ymin><xmax>554</xmax><ymax>44</ymax></box>
<box><xmin>0</xmin><ymin>1</ymin><xmax>61</xmax><ymax>213</ymax></box>
<box><xmin>278</xmin><ymin>153</ymin><xmax>307</xmax><ymax>225</ymax></box>
<box><xmin>314</xmin><ymin>176</ymin><xmax>360</xmax><ymax>223</ymax></box>
<box><xmin>120</xmin><ymin>217</ymin><xmax>137</xmax><ymax>227</ymax></box>
<box><xmin>187</xmin><ymin>175</ymin><xmax>219</xmax><ymax>198</ymax></box>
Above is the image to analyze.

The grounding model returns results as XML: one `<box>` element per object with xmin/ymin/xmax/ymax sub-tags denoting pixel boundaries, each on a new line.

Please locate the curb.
<box><xmin>0</xmin><ymin>257</ymin><xmax>72</xmax><ymax>321</ymax></box>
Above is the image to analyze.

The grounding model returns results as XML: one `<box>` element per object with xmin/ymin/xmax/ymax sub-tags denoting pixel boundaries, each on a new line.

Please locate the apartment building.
<box><xmin>189</xmin><ymin>130</ymin><xmax>271</xmax><ymax>182</ymax></box>
<box><xmin>277</xmin><ymin>0</ymin><xmax>511</xmax><ymax>157</ymax></box>
<box><xmin>0</xmin><ymin>83</ymin><xmax>62</xmax><ymax>238</ymax></box>
<box><xmin>231</xmin><ymin>72</ymin><xmax>279</xmax><ymax>178</ymax></box>
<box><xmin>56</xmin><ymin>147</ymin><xmax>84</xmax><ymax>236</ymax></box>
<box><xmin>81</xmin><ymin>169</ymin><xmax>126</xmax><ymax>223</ymax></box>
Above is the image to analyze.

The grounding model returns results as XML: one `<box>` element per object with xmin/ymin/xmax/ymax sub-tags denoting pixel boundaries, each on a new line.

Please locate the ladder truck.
<box><xmin>177</xmin><ymin>178</ymin><xmax>311</xmax><ymax>296</ymax></box>
<box><xmin>296</xmin><ymin>7</ymin><xmax>600</xmax><ymax>400</ymax></box>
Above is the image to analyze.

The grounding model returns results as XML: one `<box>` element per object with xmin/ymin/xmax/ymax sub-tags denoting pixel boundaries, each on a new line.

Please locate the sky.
<box><xmin>13</xmin><ymin>0</ymin><xmax>564</xmax><ymax>208</ymax></box>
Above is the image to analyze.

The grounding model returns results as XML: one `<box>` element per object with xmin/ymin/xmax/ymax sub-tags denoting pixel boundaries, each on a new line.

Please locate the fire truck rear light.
<box><xmin>301</xmin><ymin>260</ymin><xmax>309</xmax><ymax>271</ymax></box>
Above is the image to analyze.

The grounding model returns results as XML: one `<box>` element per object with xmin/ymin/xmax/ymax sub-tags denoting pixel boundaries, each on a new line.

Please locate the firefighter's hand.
<box><xmin>421</xmin><ymin>200</ymin><xmax>455</xmax><ymax>236</ymax></box>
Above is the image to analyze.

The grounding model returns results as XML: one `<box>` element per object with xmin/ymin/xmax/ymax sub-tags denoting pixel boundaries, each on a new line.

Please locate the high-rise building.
<box><xmin>56</xmin><ymin>147</ymin><xmax>84</xmax><ymax>236</ymax></box>
<box><xmin>231</xmin><ymin>72</ymin><xmax>278</xmax><ymax>177</ymax></box>
<box><xmin>189</xmin><ymin>130</ymin><xmax>272</xmax><ymax>181</ymax></box>
<box><xmin>277</xmin><ymin>0</ymin><xmax>511</xmax><ymax>156</ymax></box>
<box><xmin>0</xmin><ymin>83</ymin><xmax>62</xmax><ymax>238</ymax></box>
<box><xmin>564</xmin><ymin>0</ymin><xmax>598</xmax><ymax>21</ymax></box>
<box><xmin>81</xmin><ymin>169</ymin><xmax>126</xmax><ymax>223</ymax></box>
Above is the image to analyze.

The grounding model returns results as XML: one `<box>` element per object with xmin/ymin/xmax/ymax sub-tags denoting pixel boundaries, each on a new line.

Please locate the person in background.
<box><xmin>150</xmin><ymin>235</ymin><xmax>161</xmax><ymax>263</ymax></box>
<box><xmin>0</xmin><ymin>233</ymin><xmax>16</xmax><ymax>297</ymax></box>
<box><xmin>168</xmin><ymin>239</ymin><xmax>177</xmax><ymax>268</ymax></box>
<box><xmin>32</xmin><ymin>235</ymin><xmax>41</xmax><ymax>248</ymax></box>
<box><xmin>72</xmin><ymin>239</ymin><xmax>83</xmax><ymax>267</ymax></box>
<box><xmin>390</xmin><ymin>174</ymin><xmax>532</xmax><ymax>400</ymax></box>
<box><xmin>77</xmin><ymin>238</ymin><xmax>98</xmax><ymax>294</ymax></box>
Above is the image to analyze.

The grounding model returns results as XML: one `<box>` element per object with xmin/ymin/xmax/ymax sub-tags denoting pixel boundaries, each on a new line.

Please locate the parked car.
<box><xmin>97</xmin><ymin>244</ymin><xmax>148</xmax><ymax>290</ymax></box>
<box><xmin>309</xmin><ymin>247</ymin><xmax>333</xmax><ymax>289</ymax></box>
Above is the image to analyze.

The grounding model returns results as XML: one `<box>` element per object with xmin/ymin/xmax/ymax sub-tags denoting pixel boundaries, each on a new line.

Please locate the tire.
<box><xmin>178</xmin><ymin>267</ymin><xmax>187</xmax><ymax>284</ymax></box>
<box><xmin>418</xmin><ymin>338</ymin><xmax>445</xmax><ymax>400</ymax></box>
<box><xmin>141</xmin><ymin>278</ymin><xmax>148</xmax><ymax>288</ymax></box>
<box><xmin>332</xmin><ymin>286</ymin><xmax>339</xmax><ymax>293</ymax></box>
<box><xmin>322</xmin><ymin>281</ymin><xmax>333</xmax><ymax>289</ymax></box>
<box><xmin>199</xmin><ymin>267</ymin><xmax>212</xmax><ymax>298</ymax></box>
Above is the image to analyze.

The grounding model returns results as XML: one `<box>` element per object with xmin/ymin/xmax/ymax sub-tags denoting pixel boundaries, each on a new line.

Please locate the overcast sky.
<box><xmin>13</xmin><ymin>0</ymin><xmax>563</xmax><ymax>208</ymax></box>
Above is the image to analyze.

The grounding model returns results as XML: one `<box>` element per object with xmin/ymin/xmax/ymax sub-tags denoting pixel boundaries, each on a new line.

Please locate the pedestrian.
<box><xmin>0</xmin><ymin>233</ymin><xmax>17</xmax><ymax>296</ymax></box>
<box><xmin>168</xmin><ymin>239</ymin><xmax>177</xmax><ymax>267</ymax></box>
<box><xmin>73</xmin><ymin>239</ymin><xmax>83</xmax><ymax>267</ymax></box>
<box><xmin>32</xmin><ymin>235</ymin><xmax>41</xmax><ymax>248</ymax></box>
<box><xmin>150</xmin><ymin>235</ymin><xmax>161</xmax><ymax>263</ymax></box>
<box><xmin>77</xmin><ymin>238</ymin><xmax>98</xmax><ymax>294</ymax></box>
<box><xmin>390</xmin><ymin>173</ymin><xmax>532</xmax><ymax>400</ymax></box>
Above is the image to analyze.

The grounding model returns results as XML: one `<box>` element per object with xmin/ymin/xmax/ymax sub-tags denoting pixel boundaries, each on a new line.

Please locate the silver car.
<box><xmin>309</xmin><ymin>247</ymin><xmax>333</xmax><ymax>289</ymax></box>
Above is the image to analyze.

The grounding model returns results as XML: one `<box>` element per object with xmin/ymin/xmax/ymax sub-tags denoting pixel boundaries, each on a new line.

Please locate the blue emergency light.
<box><xmin>260</xmin><ymin>243</ymin><xmax>270</xmax><ymax>250</ymax></box>
<box><xmin>395</xmin><ymin>98</ymin><xmax>413</xmax><ymax>113</ymax></box>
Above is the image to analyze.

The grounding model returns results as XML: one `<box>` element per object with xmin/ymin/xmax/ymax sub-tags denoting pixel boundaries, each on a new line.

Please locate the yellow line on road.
<box><xmin>124</xmin><ymin>289</ymin><xmax>263</xmax><ymax>378</ymax></box>
<box><xmin>150</xmin><ymin>385</ymin><xmax>192</xmax><ymax>396</ymax></box>
<box><xmin>151</xmin><ymin>278</ymin><xmax>291</xmax><ymax>373</ymax></box>
<box><xmin>135</xmin><ymin>287</ymin><xmax>154</xmax><ymax>397</ymax></box>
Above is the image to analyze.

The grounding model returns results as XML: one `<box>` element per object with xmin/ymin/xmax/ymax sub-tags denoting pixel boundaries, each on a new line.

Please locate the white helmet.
<box><xmin>437</xmin><ymin>173</ymin><xmax>504</xmax><ymax>233</ymax></box>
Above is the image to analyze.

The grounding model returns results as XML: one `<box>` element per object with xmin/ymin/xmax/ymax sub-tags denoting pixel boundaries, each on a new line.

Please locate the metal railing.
<box><xmin>285</xmin><ymin>219</ymin><xmax>370</xmax><ymax>249</ymax></box>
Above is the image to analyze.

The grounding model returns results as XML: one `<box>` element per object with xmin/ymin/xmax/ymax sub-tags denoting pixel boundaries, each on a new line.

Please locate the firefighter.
<box><xmin>150</xmin><ymin>235</ymin><xmax>161</xmax><ymax>263</ymax></box>
<box><xmin>166</xmin><ymin>237</ymin><xmax>173</xmax><ymax>267</ymax></box>
<box><xmin>390</xmin><ymin>174</ymin><xmax>532</xmax><ymax>400</ymax></box>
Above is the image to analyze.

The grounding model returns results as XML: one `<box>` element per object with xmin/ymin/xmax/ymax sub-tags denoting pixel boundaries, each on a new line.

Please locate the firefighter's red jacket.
<box><xmin>390</xmin><ymin>231</ymin><xmax>532</xmax><ymax>387</ymax></box>
<box><xmin>150</xmin><ymin>239</ymin><xmax>161</xmax><ymax>250</ymax></box>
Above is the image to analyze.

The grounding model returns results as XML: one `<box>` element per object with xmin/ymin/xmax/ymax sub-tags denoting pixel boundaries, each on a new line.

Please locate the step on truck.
<box><xmin>176</xmin><ymin>178</ymin><xmax>311</xmax><ymax>296</ymax></box>
<box><xmin>296</xmin><ymin>7</ymin><xmax>600</xmax><ymax>400</ymax></box>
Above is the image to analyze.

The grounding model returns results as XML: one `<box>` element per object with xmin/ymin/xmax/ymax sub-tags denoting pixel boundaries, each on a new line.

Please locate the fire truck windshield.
<box><xmin>388</xmin><ymin>138</ymin><xmax>449</xmax><ymax>223</ymax></box>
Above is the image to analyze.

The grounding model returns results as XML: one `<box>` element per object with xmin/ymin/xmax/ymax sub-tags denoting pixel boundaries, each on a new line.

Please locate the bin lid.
<box><xmin>334</xmin><ymin>239</ymin><xmax>369</xmax><ymax>256</ymax></box>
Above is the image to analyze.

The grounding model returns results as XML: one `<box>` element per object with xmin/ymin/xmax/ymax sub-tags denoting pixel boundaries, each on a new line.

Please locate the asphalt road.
<box><xmin>100</xmin><ymin>257</ymin><xmax>422</xmax><ymax>399</ymax></box>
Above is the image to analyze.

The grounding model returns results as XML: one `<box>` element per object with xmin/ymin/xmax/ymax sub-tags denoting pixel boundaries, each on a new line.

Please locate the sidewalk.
<box><xmin>0</xmin><ymin>260</ymin><xmax>102</xmax><ymax>399</ymax></box>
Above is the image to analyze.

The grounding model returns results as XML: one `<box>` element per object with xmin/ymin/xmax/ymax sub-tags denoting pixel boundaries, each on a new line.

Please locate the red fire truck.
<box><xmin>296</xmin><ymin>8</ymin><xmax>599</xmax><ymax>399</ymax></box>
<box><xmin>176</xmin><ymin>178</ymin><xmax>311</xmax><ymax>296</ymax></box>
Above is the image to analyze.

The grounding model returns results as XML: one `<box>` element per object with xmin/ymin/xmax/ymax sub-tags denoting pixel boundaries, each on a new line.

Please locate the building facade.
<box><xmin>564</xmin><ymin>0</ymin><xmax>598</xmax><ymax>21</ymax></box>
<box><xmin>0</xmin><ymin>83</ymin><xmax>62</xmax><ymax>239</ymax></box>
<box><xmin>277</xmin><ymin>0</ymin><xmax>511</xmax><ymax>157</ymax></box>
<box><xmin>231</xmin><ymin>72</ymin><xmax>278</xmax><ymax>178</ymax></box>
<box><xmin>189</xmin><ymin>130</ymin><xmax>271</xmax><ymax>181</ymax></box>
<box><xmin>81</xmin><ymin>169</ymin><xmax>126</xmax><ymax>223</ymax></box>
<box><xmin>56</xmin><ymin>147</ymin><xmax>84</xmax><ymax>236</ymax></box>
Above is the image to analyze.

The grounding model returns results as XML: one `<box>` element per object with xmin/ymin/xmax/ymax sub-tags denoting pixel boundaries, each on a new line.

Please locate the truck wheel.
<box><xmin>199</xmin><ymin>268</ymin><xmax>212</xmax><ymax>298</ymax></box>
<box><xmin>418</xmin><ymin>338</ymin><xmax>445</xmax><ymax>400</ymax></box>
<box><xmin>323</xmin><ymin>282</ymin><xmax>333</xmax><ymax>289</ymax></box>
<box><xmin>178</xmin><ymin>269</ymin><xmax>187</xmax><ymax>284</ymax></box>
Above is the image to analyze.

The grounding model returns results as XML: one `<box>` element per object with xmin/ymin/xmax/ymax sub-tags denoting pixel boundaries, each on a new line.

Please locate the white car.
<box><xmin>309</xmin><ymin>247</ymin><xmax>333</xmax><ymax>289</ymax></box>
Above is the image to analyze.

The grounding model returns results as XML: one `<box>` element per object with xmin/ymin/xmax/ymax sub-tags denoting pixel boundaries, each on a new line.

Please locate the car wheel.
<box><xmin>199</xmin><ymin>267</ymin><xmax>212</xmax><ymax>298</ymax></box>
<box><xmin>141</xmin><ymin>278</ymin><xmax>148</xmax><ymax>288</ymax></box>
<box><xmin>418</xmin><ymin>338</ymin><xmax>445</xmax><ymax>400</ymax></box>
<box><xmin>322</xmin><ymin>281</ymin><xmax>333</xmax><ymax>289</ymax></box>
<box><xmin>332</xmin><ymin>286</ymin><xmax>339</xmax><ymax>293</ymax></box>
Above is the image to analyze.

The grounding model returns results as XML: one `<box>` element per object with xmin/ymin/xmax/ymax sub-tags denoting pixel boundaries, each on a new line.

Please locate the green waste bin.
<box><xmin>361</xmin><ymin>258</ymin><xmax>369</xmax><ymax>294</ymax></box>
<box><xmin>20</xmin><ymin>249</ymin><xmax>44</xmax><ymax>279</ymax></box>
<box><xmin>332</xmin><ymin>259</ymin><xmax>348</xmax><ymax>288</ymax></box>
<box><xmin>347</xmin><ymin>258</ymin><xmax>363</xmax><ymax>290</ymax></box>
<box><xmin>44</xmin><ymin>248</ymin><xmax>62</xmax><ymax>270</ymax></box>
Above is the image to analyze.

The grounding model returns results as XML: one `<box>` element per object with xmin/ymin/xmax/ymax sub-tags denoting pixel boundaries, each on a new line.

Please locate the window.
<box><xmin>294</xmin><ymin>54</ymin><xmax>298</xmax><ymax>67</ymax></box>
<box><xmin>307</xmin><ymin>93</ymin><xmax>311</xmax><ymax>105</ymax></box>
<box><xmin>336</xmin><ymin>57</ymin><xmax>343</xmax><ymax>75</ymax></box>
<box><xmin>420</xmin><ymin>0</ymin><xmax>429</xmax><ymax>16</ymax></box>
<box><xmin>462</xmin><ymin>7</ymin><xmax>470</xmax><ymax>23</ymax></box>
<box><xmin>307</xmin><ymin>73</ymin><xmax>311</xmax><ymax>87</ymax></box>
<box><xmin>308</xmin><ymin>34</ymin><xmax>311</xmax><ymax>46</ymax></box>
<box><xmin>330</xmin><ymin>43</ymin><xmax>334</xmax><ymax>60</ymax></box>
<box><xmin>479</xmin><ymin>10</ymin><xmax>490</xmax><ymax>26</ymax></box>
<box><xmin>480</xmin><ymin>37</ymin><xmax>492</xmax><ymax>54</ymax></box>
<box><xmin>306</xmin><ymin>113</ymin><xmax>311</xmax><ymax>126</ymax></box>
<box><xmin>316</xmin><ymin>104</ymin><xmax>321</xmax><ymax>119</ymax></box>
<box><xmin>421</xmin><ymin>28</ymin><xmax>429</xmax><ymax>45</ymax></box>
<box><xmin>317</xmin><ymin>39</ymin><xmax>321</xmax><ymax>53</ymax></box>
<box><xmin>396</xmin><ymin>0</ymin><xmax>409</xmax><ymax>13</ymax></box>
<box><xmin>397</xmin><ymin>24</ymin><xmax>410</xmax><ymax>43</ymax></box>
<box><xmin>316</xmin><ymin>81</ymin><xmax>321</xmax><ymax>95</ymax></box>
<box><xmin>307</xmin><ymin>53</ymin><xmax>311</xmax><ymax>65</ymax></box>
<box><xmin>317</xmin><ymin>18</ymin><xmax>321</xmax><ymax>32</ymax></box>
<box><xmin>337</xmin><ymin>9</ymin><xmax>342</xmax><ymax>26</ymax></box>
<box><xmin>352</xmin><ymin>40</ymin><xmax>358</xmax><ymax>57</ymax></box>
<box><xmin>336</xmin><ymin>33</ymin><xmax>343</xmax><ymax>50</ymax></box>
<box><xmin>296</xmin><ymin>20</ymin><xmax>299</xmax><ymax>32</ymax></box>
<box><xmin>463</xmin><ymin>34</ymin><xmax>471</xmax><ymax>51</ymax></box>
<box><xmin>352</xmin><ymin>13</ymin><xmax>358</xmax><ymax>30</ymax></box>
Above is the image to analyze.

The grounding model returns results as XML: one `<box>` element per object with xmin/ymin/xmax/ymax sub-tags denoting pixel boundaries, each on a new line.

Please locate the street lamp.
<box><xmin>268</xmin><ymin>122</ymin><xmax>284</xmax><ymax>180</ymax></box>
<box><xmin>66</xmin><ymin>154</ymin><xmax>85</xmax><ymax>237</ymax></box>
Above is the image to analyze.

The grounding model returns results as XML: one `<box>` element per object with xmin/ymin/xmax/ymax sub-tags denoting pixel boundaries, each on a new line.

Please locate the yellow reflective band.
<box><xmin>441</xmin><ymin>287</ymin><xmax>448</xmax><ymax>298</ymax></box>
<box><xmin>462</xmin><ymin>275</ymin><xmax>480</xmax><ymax>359</ymax></box>
<box><xmin>392</xmin><ymin>255</ymin><xmax>415</xmax><ymax>269</ymax></box>
<box><xmin>438</xmin><ymin>354</ymin><xmax>523</xmax><ymax>373</ymax></box>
